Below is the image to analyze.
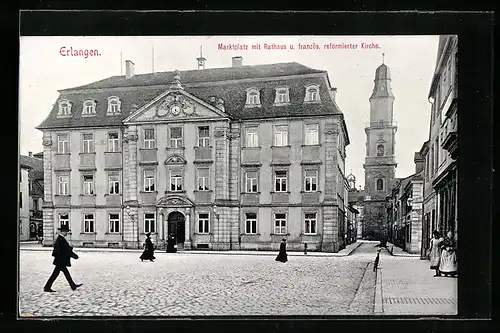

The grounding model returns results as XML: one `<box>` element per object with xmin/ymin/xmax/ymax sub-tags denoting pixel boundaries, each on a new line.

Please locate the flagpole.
<box><xmin>152</xmin><ymin>45</ymin><xmax>155</xmax><ymax>73</ymax></box>
<box><xmin>120</xmin><ymin>52</ymin><xmax>123</xmax><ymax>75</ymax></box>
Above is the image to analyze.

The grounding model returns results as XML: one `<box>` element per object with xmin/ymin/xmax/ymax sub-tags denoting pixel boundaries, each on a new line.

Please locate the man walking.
<box><xmin>43</xmin><ymin>225</ymin><xmax>83</xmax><ymax>292</ymax></box>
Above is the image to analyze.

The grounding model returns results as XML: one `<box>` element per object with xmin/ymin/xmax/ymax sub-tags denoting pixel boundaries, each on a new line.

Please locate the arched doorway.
<box><xmin>168</xmin><ymin>211</ymin><xmax>185</xmax><ymax>244</ymax></box>
<box><xmin>29</xmin><ymin>223</ymin><xmax>37</xmax><ymax>240</ymax></box>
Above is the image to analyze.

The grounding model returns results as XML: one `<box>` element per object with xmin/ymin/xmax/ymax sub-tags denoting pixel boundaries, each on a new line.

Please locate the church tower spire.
<box><xmin>362</xmin><ymin>57</ymin><xmax>398</xmax><ymax>240</ymax></box>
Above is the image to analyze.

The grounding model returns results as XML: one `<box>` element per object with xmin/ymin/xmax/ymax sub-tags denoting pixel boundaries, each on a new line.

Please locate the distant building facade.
<box><xmin>387</xmin><ymin>153</ymin><xmax>424</xmax><ymax>253</ymax></box>
<box><xmin>421</xmin><ymin>35</ymin><xmax>458</xmax><ymax>258</ymax></box>
<box><xmin>37</xmin><ymin>57</ymin><xmax>351</xmax><ymax>252</ymax></box>
<box><xmin>20</xmin><ymin>153</ymin><xmax>44</xmax><ymax>241</ymax></box>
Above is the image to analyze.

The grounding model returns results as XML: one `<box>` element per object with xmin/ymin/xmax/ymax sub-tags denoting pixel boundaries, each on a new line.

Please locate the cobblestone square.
<box><xmin>19</xmin><ymin>249</ymin><xmax>375</xmax><ymax>317</ymax></box>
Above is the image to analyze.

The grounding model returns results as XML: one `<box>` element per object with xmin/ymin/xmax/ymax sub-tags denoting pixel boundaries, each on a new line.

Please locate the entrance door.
<box><xmin>29</xmin><ymin>223</ymin><xmax>37</xmax><ymax>239</ymax></box>
<box><xmin>167</xmin><ymin>212</ymin><xmax>185</xmax><ymax>244</ymax></box>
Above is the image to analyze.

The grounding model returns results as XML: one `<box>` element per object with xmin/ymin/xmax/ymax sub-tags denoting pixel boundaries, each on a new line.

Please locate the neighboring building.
<box><xmin>362</xmin><ymin>59</ymin><xmax>398</xmax><ymax>241</ymax></box>
<box><xmin>346</xmin><ymin>202</ymin><xmax>359</xmax><ymax>244</ymax></box>
<box><xmin>20</xmin><ymin>153</ymin><xmax>45</xmax><ymax>241</ymax></box>
<box><xmin>347</xmin><ymin>173</ymin><xmax>364</xmax><ymax>240</ymax></box>
<box><xmin>387</xmin><ymin>152</ymin><xmax>424</xmax><ymax>254</ymax></box>
<box><xmin>36</xmin><ymin>56</ymin><xmax>351</xmax><ymax>252</ymax></box>
<box><xmin>19</xmin><ymin>163</ymin><xmax>31</xmax><ymax>241</ymax></box>
<box><xmin>421</xmin><ymin>35</ymin><xmax>458</xmax><ymax>258</ymax></box>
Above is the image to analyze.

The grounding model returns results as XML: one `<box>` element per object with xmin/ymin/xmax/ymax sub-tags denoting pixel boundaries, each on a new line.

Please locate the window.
<box><xmin>245</xmin><ymin>88</ymin><xmax>261</xmax><ymax>106</ymax></box>
<box><xmin>109</xmin><ymin>174</ymin><xmax>120</xmax><ymax>194</ymax></box>
<box><xmin>305</xmin><ymin>124</ymin><xmax>319</xmax><ymax>145</ymax></box>
<box><xmin>275</xmin><ymin>170</ymin><xmax>287</xmax><ymax>192</ymax></box>
<box><xmin>305</xmin><ymin>85</ymin><xmax>321</xmax><ymax>102</ymax></box>
<box><xmin>57</xmin><ymin>134</ymin><xmax>69</xmax><ymax>154</ymax></box>
<box><xmin>82</xmin><ymin>133</ymin><xmax>94</xmax><ymax>153</ymax></box>
<box><xmin>33</xmin><ymin>198</ymin><xmax>38</xmax><ymax>211</ymax></box>
<box><xmin>169</xmin><ymin>167</ymin><xmax>183</xmax><ymax>191</ymax></box>
<box><xmin>198</xmin><ymin>126</ymin><xmax>210</xmax><ymax>147</ymax></box>
<box><xmin>82</xmin><ymin>100</ymin><xmax>96</xmax><ymax>115</ymax></box>
<box><xmin>246</xmin><ymin>127</ymin><xmax>258</xmax><ymax>147</ymax></box>
<box><xmin>83</xmin><ymin>174</ymin><xmax>94</xmax><ymax>195</ymax></box>
<box><xmin>144</xmin><ymin>129</ymin><xmax>155</xmax><ymax>149</ymax></box>
<box><xmin>430</xmin><ymin>145</ymin><xmax>435</xmax><ymax>175</ymax></box>
<box><xmin>434</xmin><ymin>139</ymin><xmax>439</xmax><ymax>169</ymax></box>
<box><xmin>197</xmin><ymin>167</ymin><xmax>210</xmax><ymax>191</ymax></box>
<box><xmin>304</xmin><ymin>170</ymin><xmax>318</xmax><ymax>192</ymax></box>
<box><xmin>245</xmin><ymin>213</ymin><xmax>257</xmax><ymax>234</ymax></box>
<box><xmin>107</xmin><ymin>96</ymin><xmax>121</xmax><ymax>114</ymax></box>
<box><xmin>274</xmin><ymin>87</ymin><xmax>290</xmax><ymax>105</ymax></box>
<box><xmin>144</xmin><ymin>170</ymin><xmax>155</xmax><ymax>192</ymax></box>
<box><xmin>144</xmin><ymin>213</ymin><xmax>155</xmax><ymax>233</ymax></box>
<box><xmin>109</xmin><ymin>213</ymin><xmax>120</xmax><ymax>233</ymax></box>
<box><xmin>376</xmin><ymin>179</ymin><xmax>384</xmax><ymax>191</ymax></box>
<box><xmin>170</xmin><ymin>127</ymin><xmax>183</xmax><ymax>148</ymax></box>
<box><xmin>274</xmin><ymin>125</ymin><xmax>288</xmax><ymax>146</ymax></box>
<box><xmin>58</xmin><ymin>100</ymin><xmax>72</xmax><ymax>116</ymax></box>
<box><xmin>84</xmin><ymin>213</ymin><xmax>95</xmax><ymax>233</ymax></box>
<box><xmin>108</xmin><ymin>132</ymin><xmax>119</xmax><ymax>152</ymax></box>
<box><xmin>58</xmin><ymin>175</ymin><xmax>69</xmax><ymax>195</ymax></box>
<box><xmin>304</xmin><ymin>213</ymin><xmax>317</xmax><ymax>234</ymax></box>
<box><xmin>377</xmin><ymin>144</ymin><xmax>385</xmax><ymax>156</ymax></box>
<box><xmin>198</xmin><ymin>213</ymin><xmax>210</xmax><ymax>234</ymax></box>
<box><xmin>246</xmin><ymin>171</ymin><xmax>258</xmax><ymax>193</ymax></box>
<box><xmin>274</xmin><ymin>213</ymin><xmax>287</xmax><ymax>234</ymax></box>
<box><xmin>59</xmin><ymin>213</ymin><xmax>69</xmax><ymax>230</ymax></box>
<box><xmin>19</xmin><ymin>192</ymin><xmax>22</xmax><ymax>209</ymax></box>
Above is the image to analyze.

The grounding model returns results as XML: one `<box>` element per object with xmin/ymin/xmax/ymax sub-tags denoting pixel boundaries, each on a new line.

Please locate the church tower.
<box><xmin>362</xmin><ymin>54</ymin><xmax>398</xmax><ymax>240</ymax></box>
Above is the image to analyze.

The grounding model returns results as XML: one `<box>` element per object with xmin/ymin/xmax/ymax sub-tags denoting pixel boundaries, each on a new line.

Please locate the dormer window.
<box><xmin>107</xmin><ymin>96</ymin><xmax>122</xmax><ymax>114</ymax></box>
<box><xmin>274</xmin><ymin>86</ymin><xmax>290</xmax><ymax>105</ymax></box>
<box><xmin>82</xmin><ymin>99</ymin><xmax>96</xmax><ymax>116</ymax></box>
<box><xmin>245</xmin><ymin>88</ymin><xmax>261</xmax><ymax>107</ymax></box>
<box><xmin>57</xmin><ymin>99</ymin><xmax>72</xmax><ymax>116</ymax></box>
<box><xmin>304</xmin><ymin>84</ymin><xmax>321</xmax><ymax>103</ymax></box>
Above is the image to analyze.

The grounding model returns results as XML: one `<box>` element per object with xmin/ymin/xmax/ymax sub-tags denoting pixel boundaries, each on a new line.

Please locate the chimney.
<box><xmin>209</xmin><ymin>96</ymin><xmax>217</xmax><ymax>105</ymax></box>
<box><xmin>125</xmin><ymin>60</ymin><xmax>135</xmax><ymax>79</ymax></box>
<box><xmin>28</xmin><ymin>151</ymin><xmax>32</xmax><ymax>157</ymax></box>
<box><xmin>414</xmin><ymin>152</ymin><xmax>425</xmax><ymax>174</ymax></box>
<box><xmin>232</xmin><ymin>56</ymin><xmax>243</xmax><ymax>67</ymax></box>
<box><xmin>331</xmin><ymin>88</ymin><xmax>337</xmax><ymax>101</ymax></box>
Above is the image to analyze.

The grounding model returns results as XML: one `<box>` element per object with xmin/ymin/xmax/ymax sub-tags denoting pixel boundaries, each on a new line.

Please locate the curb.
<box><xmin>374</xmin><ymin>264</ymin><xmax>384</xmax><ymax>315</ymax></box>
<box><xmin>20</xmin><ymin>241</ymin><xmax>365</xmax><ymax>257</ymax></box>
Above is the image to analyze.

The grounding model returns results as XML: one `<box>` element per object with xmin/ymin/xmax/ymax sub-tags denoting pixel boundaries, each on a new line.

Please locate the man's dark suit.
<box><xmin>44</xmin><ymin>234</ymin><xmax>79</xmax><ymax>290</ymax></box>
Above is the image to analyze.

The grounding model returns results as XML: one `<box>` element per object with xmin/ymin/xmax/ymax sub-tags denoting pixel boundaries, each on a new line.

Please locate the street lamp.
<box><xmin>126</xmin><ymin>205</ymin><xmax>139</xmax><ymax>249</ymax></box>
<box><xmin>213</xmin><ymin>205</ymin><xmax>220</xmax><ymax>250</ymax></box>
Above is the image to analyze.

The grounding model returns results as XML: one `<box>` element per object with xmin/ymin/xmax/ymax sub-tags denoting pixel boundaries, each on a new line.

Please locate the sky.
<box><xmin>19</xmin><ymin>35</ymin><xmax>439</xmax><ymax>188</ymax></box>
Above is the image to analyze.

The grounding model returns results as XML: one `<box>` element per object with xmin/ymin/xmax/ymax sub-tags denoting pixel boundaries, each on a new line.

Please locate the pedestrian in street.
<box><xmin>275</xmin><ymin>238</ymin><xmax>288</xmax><ymax>263</ymax></box>
<box><xmin>439</xmin><ymin>231</ymin><xmax>458</xmax><ymax>277</ymax></box>
<box><xmin>43</xmin><ymin>225</ymin><xmax>83</xmax><ymax>292</ymax></box>
<box><xmin>428</xmin><ymin>230</ymin><xmax>443</xmax><ymax>277</ymax></box>
<box><xmin>140</xmin><ymin>232</ymin><xmax>156</xmax><ymax>262</ymax></box>
<box><xmin>166</xmin><ymin>234</ymin><xmax>177</xmax><ymax>253</ymax></box>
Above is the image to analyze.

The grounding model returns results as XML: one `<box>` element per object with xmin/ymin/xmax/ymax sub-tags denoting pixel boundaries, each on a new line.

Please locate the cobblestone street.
<box><xmin>19</xmin><ymin>245</ymin><xmax>376</xmax><ymax>317</ymax></box>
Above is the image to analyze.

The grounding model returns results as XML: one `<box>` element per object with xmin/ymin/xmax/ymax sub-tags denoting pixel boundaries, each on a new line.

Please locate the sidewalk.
<box><xmin>19</xmin><ymin>240</ymin><xmax>363</xmax><ymax>257</ymax></box>
<box><xmin>375</xmin><ymin>253</ymin><xmax>458</xmax><ymax>316</ymax></box>
<box><xmin>386</xmin><ymin>242</ymin><xmax>420</xmax><ymax>257</ymax></box>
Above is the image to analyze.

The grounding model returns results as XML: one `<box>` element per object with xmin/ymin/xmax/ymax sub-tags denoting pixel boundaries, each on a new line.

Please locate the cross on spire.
<box><xmin>382</xmin><ymin>53</ymin><xmax>385</xmax><ymax>64</ymax></box>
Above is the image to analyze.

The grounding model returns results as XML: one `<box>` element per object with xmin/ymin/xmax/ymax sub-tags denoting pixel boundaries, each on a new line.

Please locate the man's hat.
<box><xmin>146</xmin><ymin>232</ymin><xmax>151</xmax><ymax>237</ymax></box>
<box><xmin>282</xmin><ymin>238</ymin><xmax>286</xmax><ymax>242</ymax></box>
<box><xmin>58</xmin><ymin>225</ymin><xmax>70</xmax><ymax>232</ymax></box>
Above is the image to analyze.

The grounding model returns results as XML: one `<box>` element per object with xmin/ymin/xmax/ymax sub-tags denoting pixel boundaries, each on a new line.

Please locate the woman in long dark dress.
<box><xmin>140</xmin><ymin>233</ymin><xmax>156</xmax><ymax>262</ymax></box>
<box><xmin>275</xmin><ymin>238</ymin><xmax>288</xmax><ymax>263</ymax></box>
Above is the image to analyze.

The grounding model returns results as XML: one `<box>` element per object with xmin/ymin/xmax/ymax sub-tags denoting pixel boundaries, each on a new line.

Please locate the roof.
<box><xmin>61</xmin><ymin>62</ymin><xmax>326</xmax><ymax>91</ymax></box>
<box><xmin>37</xmin><ymin>62</ymin><xmax>340</xmax><ymax>130</ymax></box>
<box><xmin>428</xmin><ymin>35</ymin><xmax>456</xmax><ymax>98</ymax></box>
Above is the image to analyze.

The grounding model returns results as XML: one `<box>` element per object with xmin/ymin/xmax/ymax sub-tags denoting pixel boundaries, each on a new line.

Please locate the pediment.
<box><xmin>165</xmin><ymin>154</ymin><xmax>187</xmax><ymax>165</ymax></box>
<box><xmin>124</xmin><ymin>90</ymin><xmax>229</xmax><ymax>123</ymax></box>
<box><xmin>157</xmin><ymin>195</ymin><xmax>194</xmax><ymax>207</ymax></box>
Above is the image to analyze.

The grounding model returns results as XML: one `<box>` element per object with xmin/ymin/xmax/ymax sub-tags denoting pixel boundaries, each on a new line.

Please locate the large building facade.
<box><xmin>37</xmin><ymin>57</ymin><xmax>351</xmax><ymax>252</ymax></box>
<box><xmin>421</xmin><ymin>35</ymin><xmax>458</xmax><ymax>258</ymax></box>
<box><xmin>362</xmin><ymin>60</ymin><xmax>398</xmax><ymax>240</ymax></box>
<box><xmin>20</xmin><ymin>153</ymin><xmax>44</xmax><ymax>241</ymax></box>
